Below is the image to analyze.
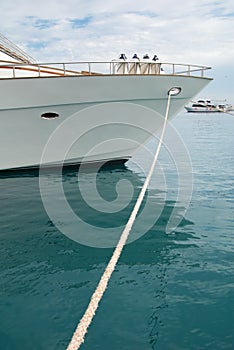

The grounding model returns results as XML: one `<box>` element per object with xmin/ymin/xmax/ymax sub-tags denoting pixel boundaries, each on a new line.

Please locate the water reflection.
<box><xmin>0</xmin><ymin>164</ymin><xmax>197</xmax><ymax>350</ymax></box>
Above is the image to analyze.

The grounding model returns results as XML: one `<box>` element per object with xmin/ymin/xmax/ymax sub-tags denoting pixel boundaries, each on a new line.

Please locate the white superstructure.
<box><xmin>0</xmin><ymin>36</ymin><xmax>212</xmax><ymax>171</ymax></box>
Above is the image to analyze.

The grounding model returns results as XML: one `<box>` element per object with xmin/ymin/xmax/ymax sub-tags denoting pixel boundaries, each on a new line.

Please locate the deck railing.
<box><xmin>0</xmin><ymin>61</ymin><xmax>212</xmax><ymax>79</ymax></box>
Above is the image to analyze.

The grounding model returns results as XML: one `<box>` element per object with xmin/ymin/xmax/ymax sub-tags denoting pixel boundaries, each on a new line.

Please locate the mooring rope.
<box><xmin>66</xmin><ymin>91</ymin><xmax>173</xmax><ymax>350</ymax></box>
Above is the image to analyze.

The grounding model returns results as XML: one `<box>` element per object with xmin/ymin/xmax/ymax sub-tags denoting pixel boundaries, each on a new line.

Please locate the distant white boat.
<box><xmin>0</xmin><ymin>33</ymin><xmax>212</xmax><ymax>171</ymax></box>
<box><xmin>185</xmin><ymin>99</ymin><xmax>232</xmax><ymax>113</ymax></box>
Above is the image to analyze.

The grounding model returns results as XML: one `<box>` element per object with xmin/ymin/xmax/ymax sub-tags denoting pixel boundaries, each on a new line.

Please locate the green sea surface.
<box><xmin>0</xmin><ymin>112</ymin><xmax>233</xmax><ymax>349</ymax></box>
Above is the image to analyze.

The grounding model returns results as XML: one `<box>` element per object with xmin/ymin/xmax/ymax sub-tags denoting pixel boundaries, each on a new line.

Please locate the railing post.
<box><xmin>38</xmin><ymin>64</ymin><xmax>41</xmax><ymax>77</ymax></box>
<box><xmin>63</xmin><ymin>63</ymin><xmax>66</xmax><ymax>75</ymax></box>
<box><xmin>188</xmin><ymin>65</ymin><xmax>191</xmax><ymax>76</ymax></box>
<box><xmin>13</xmin><ymin>65</ymin><xmax>16</xmax><ymax>78</ymax></box>
<box><xmin>172</xmin><ymin>64</ymin><xmax>175</xmax><ymax>75</ymax></box>
<box><xmin>88</xmin><ymin>63</ymin><xmax>91</xmax><ymax>75</ymax></box>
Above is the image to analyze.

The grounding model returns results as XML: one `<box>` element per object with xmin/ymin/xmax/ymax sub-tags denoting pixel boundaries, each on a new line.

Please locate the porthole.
<box><xmin>41</xmin><ymin>112</ymin><xmax>60</xmax><ymax>120</ymax></box>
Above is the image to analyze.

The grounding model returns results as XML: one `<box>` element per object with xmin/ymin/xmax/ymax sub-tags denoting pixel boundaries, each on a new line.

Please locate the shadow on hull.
<box><xmin>0</xmin><ymin>158</ymin><xmax>129</xmax><ymax>177</ymax></box>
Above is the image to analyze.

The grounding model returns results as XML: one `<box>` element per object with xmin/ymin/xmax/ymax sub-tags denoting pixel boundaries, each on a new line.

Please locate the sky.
<box><xmin>0</xmin><ymin>0</ymin><xmax>234</xmax><ymax>102</ymax></box>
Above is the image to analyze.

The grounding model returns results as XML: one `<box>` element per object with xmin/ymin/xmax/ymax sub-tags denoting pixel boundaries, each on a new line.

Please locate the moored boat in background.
<box><xmin>185</xmin><ymin>99</ymin><xmax>233</xmax><ymax>113</ymax></box>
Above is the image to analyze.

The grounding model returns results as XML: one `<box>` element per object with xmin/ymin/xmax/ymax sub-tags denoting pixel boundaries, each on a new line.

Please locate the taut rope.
<box><xmin>66</xmin><ymin>90</ymin><xmax>175</xmax><ymax>350</ymax></box>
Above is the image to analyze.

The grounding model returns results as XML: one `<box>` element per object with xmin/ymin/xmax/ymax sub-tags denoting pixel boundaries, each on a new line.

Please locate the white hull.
<box><xmin>185</xmin><ymin>106</ymin><xmax>220</xmax><ymax>113</ymax></box>
<box><xmin>0</xmin><ymin>74</ymin><xmax>211</xmax><ymax>170</ymax></box>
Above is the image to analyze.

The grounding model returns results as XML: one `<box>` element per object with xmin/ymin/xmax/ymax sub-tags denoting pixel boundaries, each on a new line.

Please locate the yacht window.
<box><xmin>41</xmin><ymin>112</ymin><xmax>59</xmax><ymax>120</ymax></box>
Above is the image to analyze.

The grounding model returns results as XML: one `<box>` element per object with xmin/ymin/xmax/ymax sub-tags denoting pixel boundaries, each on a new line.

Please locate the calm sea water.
<box><xmin>0</xmin><ymin>111</ymin><xmax>233</xmax><ymax>350</ymax></box>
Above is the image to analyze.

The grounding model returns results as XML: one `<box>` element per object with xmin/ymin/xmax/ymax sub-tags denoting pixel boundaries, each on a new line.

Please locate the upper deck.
<box><xmin>0</xmin><ymin>33</ymin><xmax>212</xmax><ymax>80</ymax></box>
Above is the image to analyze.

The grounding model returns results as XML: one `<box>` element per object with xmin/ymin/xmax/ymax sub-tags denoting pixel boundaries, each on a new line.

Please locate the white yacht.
<box><xmin>185</xmin><ymin>99</ymin><xmax>232</xmax><ymax>113</ymax></box>
<box><xmin>0</xmin><ymin>33</ymin><xmax>212</xmax><ymax>171</ymax></box>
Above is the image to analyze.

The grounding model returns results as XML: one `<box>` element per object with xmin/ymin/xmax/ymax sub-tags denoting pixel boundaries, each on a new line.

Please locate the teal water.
<box><xmin>0</xmin><ymin>112</ymin><xmax>233</xmax><ymax>349</ymax></box>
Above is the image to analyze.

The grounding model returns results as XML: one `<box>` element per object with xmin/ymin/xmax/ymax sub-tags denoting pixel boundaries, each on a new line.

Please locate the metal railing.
<box><xmin>0</xmin><ymin>33</ymin><xmax>36</xmax><ymax>64</ymax></box>
<box><xmin>0</xmin><ymin>60</ymin><xmax>212</xmax><ymax>79</ymax></box>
